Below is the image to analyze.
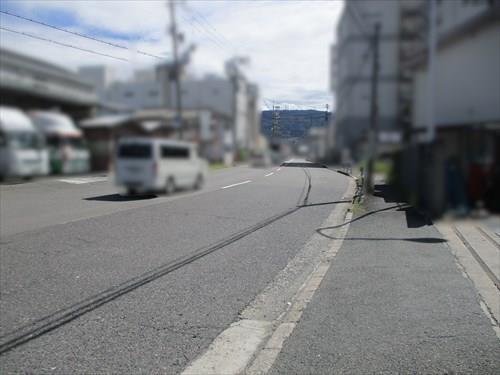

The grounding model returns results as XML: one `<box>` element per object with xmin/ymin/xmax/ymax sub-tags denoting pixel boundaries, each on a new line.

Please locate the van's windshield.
<box><xmin>118</xmin><ymin>144</ymin><xmax>152</xmax><ymax>159</ymax></box>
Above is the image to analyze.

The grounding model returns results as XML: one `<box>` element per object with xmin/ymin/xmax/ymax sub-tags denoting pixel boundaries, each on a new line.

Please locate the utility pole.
<box><xmin>427</xmin><ymin>0</ymin><xmax>436</xmax><ymax>143</ymax></box>
<box><xmin>365</xmin><ymin>22</ymin><xmax>380</xmax><ymax>194</ymax></box>
<box><xmin>271</xmin><ymin>104</ymin><xmax>281</xmax><ymax>139</ymax></box>
<box><xmin>168</xmin><ymin>0</ymin><xmax>183</xmax><ymax>139</ymax></box>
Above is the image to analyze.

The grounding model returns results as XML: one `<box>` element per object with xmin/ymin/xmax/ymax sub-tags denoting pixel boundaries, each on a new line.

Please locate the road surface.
<box><xmin>0</xmin><ymin>164</ymin><xmax>349</xmax><ymax>373</ymax></box>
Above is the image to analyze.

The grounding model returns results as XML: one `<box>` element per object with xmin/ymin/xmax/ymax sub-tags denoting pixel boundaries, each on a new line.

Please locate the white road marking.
<box><xmin>265</xmin><ymin>172</ymin><xmax>274</xmax><ymax>177</ymax></box>
<box><xmin>58</xmin><ymin>177</ymin><xmax>107</xmax><ymax>184</ymax></box>
<box><xmin>277</xmin><ymin>167</ymin><xmax>281</xmax><ymax>171</ymax></box>
<box><xmin>221</xmin><ymin>180</ymin><xmax>251</xmax><ymax>189</ymax></box>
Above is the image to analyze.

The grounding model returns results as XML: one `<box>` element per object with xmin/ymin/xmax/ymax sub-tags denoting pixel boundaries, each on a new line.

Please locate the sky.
<box><xmin>0</xmin><ymin>0</ymin><xmax>344</xmax><ymax>110</ymax></box>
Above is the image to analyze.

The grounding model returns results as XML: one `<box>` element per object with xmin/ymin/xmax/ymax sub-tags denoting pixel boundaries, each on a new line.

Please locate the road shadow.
<box><xmin>373</xmin><ymin>183</ymin><xmax>432</xmax><ymax>228</ymax></box>
<box><xmin>84</xmin><ymin>193</ymin><xmax>157</xmax><ymax>202</ymax></box>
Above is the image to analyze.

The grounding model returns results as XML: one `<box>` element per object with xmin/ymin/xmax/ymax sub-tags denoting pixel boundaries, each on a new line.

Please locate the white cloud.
<box><xmin>0</xmin><ymin>0</ymin><xmax>344</xmax><ymax>107</ymax></box>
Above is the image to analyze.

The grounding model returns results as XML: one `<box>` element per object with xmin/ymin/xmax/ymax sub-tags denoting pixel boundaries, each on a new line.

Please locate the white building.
<box><xmin>78</xmin><ymin>62</ymin><xmax>260</xmax><ymax>157</ymax></box>
<box><xmin>77</xmin><ymin>65</ymin><xmax>115</xmax><ymax>103</ymax></box>
<box><xmin>156</xmin><ymin>64</ymin><xmax>260</xmax><ymax>153</ymax></box>
<box><xmin>407</xmin><ymin>0</ymin><xmax>500</xmax><ymax>215</ymax></box>
<box><xmin>412</xmin><ymin>1</ymin><xmax>500</xmax><ymax>133</ymax></box>
<box><xmin>331</xmin><ymin>0</ymin><xmax>425</xmax><ymax>160</ymax></box>
<box><xmin>106</xmin><ymin>80</ymin><xmax>161</xmax><ymax>111</ymax></box>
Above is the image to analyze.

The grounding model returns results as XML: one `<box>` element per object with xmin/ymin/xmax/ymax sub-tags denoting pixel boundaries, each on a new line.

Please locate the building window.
<box><xmin>124</xmin><ymin>91</ymin><xmax>134</xmax><ymax>98</ymax></box>
<box><xmin>149</xmin><ymin>90</ymin><xmax>158</xmax><ymax>97</ymax></box>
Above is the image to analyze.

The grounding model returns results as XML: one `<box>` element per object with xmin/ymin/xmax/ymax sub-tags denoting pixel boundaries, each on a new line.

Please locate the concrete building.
<box><xmin>156</xmin><ymin>65</ymin><xmax>260</xmax><ymax>154</ymax></box>
<box><xmin>398</xmin><ymin>0</ymin><xmax>500</xmax><ymax>215</ymax></box>
<box><xmin>332</xmin><ymin>0</ymin><xmax>500</xmax><ymax>216</ymax></box>
<box><xmin>0</xmin><ymin>48</ymin><xmax>97</xmax><ymax>119</ymax></box>
<box><xmin>80</xmin><ymin>62</ymin><xmax>260</xmax><ymax>158</ymax></box>
<box><xmin>77</xmin><ymin>65</ymin><xmax>115</xmax><ymax>102</ymax></box>
<box><xmin>106</xmin><ymin>80</ymin><xmax>161</xmax><ymax>111</ymax></box>
<box><xmin>331</xmin><ymin>0</ymin><xmax>425</xmax><ymax>161</ymax></box>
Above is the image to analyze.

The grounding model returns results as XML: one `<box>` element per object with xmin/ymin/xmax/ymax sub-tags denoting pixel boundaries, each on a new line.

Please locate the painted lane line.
<box><xmin>265</xmin><ymin>172</ymin><xmax>274</xmax><ymax>177</ymax></box>
<box><xmin>221</xmin><ymin>180</ymin><xmax>252</xmax><ymax>189</ymax></box>
<box><xmin>277</xmin><ymin>168</ymin><xmax>281</xmax><ymax>171</ymax></box>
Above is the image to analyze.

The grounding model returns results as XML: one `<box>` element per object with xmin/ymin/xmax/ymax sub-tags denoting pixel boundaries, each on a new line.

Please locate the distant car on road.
<box><xmin>30</xmin><ymin>111</ymin><xmax>90</xmax><ymax>175</ymax></box>
<box><xmin>0</xmin><ymin>106</ymin><xmax>49</xmax><ymax>180</ymax></box>
<box><xmin>115</xmin><ymin>137</ymin><xmax>208</xmax><ymax>195</ymax></box>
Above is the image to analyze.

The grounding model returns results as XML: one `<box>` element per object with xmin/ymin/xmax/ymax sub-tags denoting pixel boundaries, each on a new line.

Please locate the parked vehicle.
<box><xmin>0</xmin><ymin>107</ymin><xmax>49</xmax><ymax>180</ymax></box>
<box><xmin>115</xmin><ymin>137</ymin><xmax>208</xmax><ymax>195</ymax></box>
<box><xmin>30</xmin><ymin>111</ymin><xmax>90</xmax><ymax>174</ymax></box>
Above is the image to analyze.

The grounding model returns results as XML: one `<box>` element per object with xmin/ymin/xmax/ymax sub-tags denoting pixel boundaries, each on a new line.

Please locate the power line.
<box><xmin>187</xmin><ymin>7</ymin><xmax>233</xmax><ymax>45</ymax></box>
<box><xmin>179</xmin><ymin>7</ymin><xmax>232</xmax><ymax>53</ymax></box>
<box><xmin>0</xmin><ymin>26</ymin><xmax>129</xmax><ymax>62</ymax></box>
<box><xmin>180</xmin><ymin>12</ymin><xmax>227</xmax><ymax>52</ymax></box>
<box><xmin>0</xmin><ymin>10</ymin><xmax>167</xmax><ymax>60</ymax></box>
<box><xmin>181</xmin><ymin>4</ymin><xmax>235</xmax><ymax>50</ymax></box>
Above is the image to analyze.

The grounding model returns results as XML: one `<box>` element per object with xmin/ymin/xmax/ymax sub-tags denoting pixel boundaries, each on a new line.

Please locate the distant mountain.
<box><xmin>260</xmin><ymin>110</ymin><xmax>332</xmax><ymax>138</ymax></box>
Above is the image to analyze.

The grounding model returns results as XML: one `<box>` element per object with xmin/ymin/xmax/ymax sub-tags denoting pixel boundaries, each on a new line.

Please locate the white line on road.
<box><xmin>265</xmin><ymin>172</ymin><xmax>274</xmax><ymax>177</ymax></box>
<box><xmin>221</xmin><ymin>180</ymin><xmax>252</xmax><ymax>189</ymax></box>
<box><xmin>58</xmin><ymin>177</ymin><xmax>107</xmax><ymax>184</ymax></box>
<box><xmin>277</xmin><ymin>168</ymin><xmax>281</xmax><ymax>171</ymax></box>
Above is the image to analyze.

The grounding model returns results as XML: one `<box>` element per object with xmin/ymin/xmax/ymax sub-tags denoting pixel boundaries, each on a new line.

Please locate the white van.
<box><xmin>30</xmin><ymin>111</ymin><xmax>90</xmax><ymax>174</ymax></box>
<box><xmin>0</xmin><ymin>107</ymin><xmax>49</xmax><ymax>180</ymax></box>
<box><xmin>115</xmin><ymin>137</ymin><xmax>208</xmax><ymax>195</ymax></box>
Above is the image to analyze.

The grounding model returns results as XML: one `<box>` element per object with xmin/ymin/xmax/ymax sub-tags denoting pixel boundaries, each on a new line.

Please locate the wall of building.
<box><xmin>413</xmin><ymin>21</ymin><xmax>500</xmax><ymax>129</ymax></box>
<box><xmin>77</xmin><ymin>65</ymin><xmax>115</xmax><ymax>99</ymax></box>
<box><xmin>333</xmin><ymin>0</ymin><xmax>401</xmax><ymax>158</ymax></box>
<box><xmin>106</xmin><ymin>80</ymin><xmax>162</xmax><ymax>110</ymax></box>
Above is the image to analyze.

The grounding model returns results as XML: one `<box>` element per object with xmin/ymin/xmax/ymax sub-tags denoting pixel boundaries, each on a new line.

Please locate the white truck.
<box><xmin>30</xmin><ymin>111</ymin><xmax>90</xmax><ymax>174</ymax></box>
<box><xmin>0</xmin><ymin>107</ymin><xmax>49</xmax><ymax>180</ymax></box>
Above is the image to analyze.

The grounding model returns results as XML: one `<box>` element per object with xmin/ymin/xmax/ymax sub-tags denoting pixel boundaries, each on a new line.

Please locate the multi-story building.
<box><xmin>77</xmin><ymin>65</ymin><xmax>115</xmax><ymax>102</ymax></box>
<box><xmin>403</xmin><ymin>0</ymin><xmax>500</xmax><ymax>215</ymax></box>
<box><xmin>1</xmin><ymin>48</ymin><xmax>97</xmax><ymax>119</ymax></box>
<box><xmin>330</xmin><ymin>0</ymin><xmax>426</xmax><ymax>162</ymax></box>
<box><xmin>332</xmin><ymin>0</ymin><xmax>401</xmax><ymax>161</ymax></box>
<box><xmin>332</xmin><ymin>0</ymin><xmax>500</xmax><ymax>215</ymax></box>
<box><xmin>79</xmin><ymin>61</ymin><xmax>260</xmax><ymax>163</ymax></box>
<box><xmin>156</xmin><ymin>64</ymin><xmax>260</xmax><ymax>153</ymax></box>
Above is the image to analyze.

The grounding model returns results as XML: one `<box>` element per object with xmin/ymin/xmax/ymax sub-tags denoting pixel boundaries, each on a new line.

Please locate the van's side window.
<box><xmin>161</xmin><ymin>145</ymin><xmax>189</xmax><ymax>159</ymax></box>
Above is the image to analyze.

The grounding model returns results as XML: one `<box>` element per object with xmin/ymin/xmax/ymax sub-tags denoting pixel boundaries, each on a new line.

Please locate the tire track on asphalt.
<box><xmin>0</xmin><ymin>168</ymin><xmax>313</xmax><ymax>355</ymax></box>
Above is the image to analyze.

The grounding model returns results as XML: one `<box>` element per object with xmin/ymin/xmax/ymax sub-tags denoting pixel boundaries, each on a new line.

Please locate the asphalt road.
<box><xmin>0</xmin><ymin>164</ymin><xmax>348</xmax><ymax>373</ymax></box>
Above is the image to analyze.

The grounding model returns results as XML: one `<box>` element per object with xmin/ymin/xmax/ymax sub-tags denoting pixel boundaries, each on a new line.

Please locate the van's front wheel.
<box><xmin>165</xmin><ymin>177</ymin><xmax>175</xmax><ymax>195</ymax></box>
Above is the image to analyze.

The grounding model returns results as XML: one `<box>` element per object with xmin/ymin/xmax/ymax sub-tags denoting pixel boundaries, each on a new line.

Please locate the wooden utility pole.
<box><xmin>168</xmin><ymin>0</ymin><xmax>183</xmax><ymax>139</ymax></box>
<box><xmin>365</xmin><ymin>22</ymin><xmax>380</xmax><ymax>194</ymax></box>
